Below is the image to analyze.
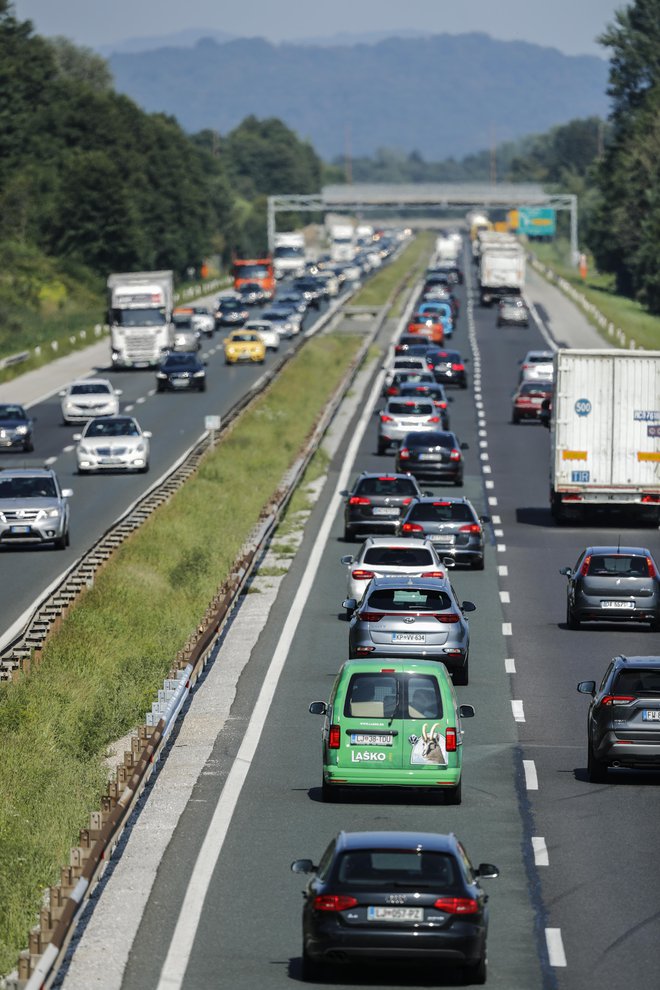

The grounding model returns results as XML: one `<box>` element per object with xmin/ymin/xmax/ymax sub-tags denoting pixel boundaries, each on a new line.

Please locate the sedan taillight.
<box><xmin>433</xmin><ymin>897</ymin><xmax>478</xmax><ymax>914</ymax></box>
<box><xmin>421</xmin><ymin>571</ymin><xmax>445</xmax><ymax>579</ymax></box>
<box><xmin>600</xmin><ymin>695</ymin><xmax>636</xmax><ymax>707</ymax></box>
<box><xmin>358</xmin><ymin>612</ymin><xmax>383</xmax><ymax>622</ymax></box>
<box><xmin>398</xmin><ymin>448</ymin><xmax>410</xmax><ymax>460</ymax></box>
<box><xmin>401</xmin><ymin>521</ymin><xmax>423</xmax><ymax>533</ymax></box>
<box><xmin>459</xmin><ymin>524</ymin><xmax>481</xmax><ymax>534</ymax></box>
<box><xmin>380</xmin><ymin>414</ymin><xmax>393</xmax><ymax>423</ymax></box>
<box><xmin>349</xmin><ymin>496</ymin><xmax>371</xmax><ymax>505</ymax></box>
<box><xmin>449</xmin><ymin>449</ymin><xmax>461</xmax><ymax>462</ymax></box>
<box><xmin>351</xmin><ymin>569</ymin><xmax>375</xmax><ymax>580</ymax></box>
<box><xmin>314</xmin><ymin>895</ymin><xmax>358</xmax><ymax>912</ymax></box>
<box><xmin>579</xmin><ymin>555</ymin><xmax>592</xmax><ymax>577</ymax></box>
<box><xmin>434</xmin><ymin>613</ymin><xmax>460</xmax><ymax>623</ymax></box>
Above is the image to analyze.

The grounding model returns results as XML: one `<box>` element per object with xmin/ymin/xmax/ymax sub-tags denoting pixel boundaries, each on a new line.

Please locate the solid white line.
<box><xmin>505</xmin><ymin>658</ymin><xmax>516</xmax><ymax>673</ymax></box>
<box><xmin>523</xmin><ymin>760</ymin><xmax>539</xmax><ymax>790</ymax></box>
<box><xmin>155</xmin><ymin>336</ymin><xmax>391</xmax><ymax>990</ymax></box>
<box><xmin>499</xmin><ymin>591</ymin><xmax>510</xmax><ymax>604</ymax></box>
<box><xmin>545</xmin><ymin>928</ymin><xmax>567</xmax><ymax>966</ymax></box>
<box><xmin>532</xmin><ymin>836</ymin><xmax>549</xmax><ymax>866</ymax></box>
<box><xmin>498</xmin><ymin>564</ymin><xmax>508</xmax><ymax>576</ymax></box>
<box><xmin>502</xmin><ymin>622</ymin><xmax>512</xmax><ymax>636</ymax></box>
<box><xmin>511</xmin><ymin>699</ymin><xmax>525</xmax><ymax>722</ymax></box>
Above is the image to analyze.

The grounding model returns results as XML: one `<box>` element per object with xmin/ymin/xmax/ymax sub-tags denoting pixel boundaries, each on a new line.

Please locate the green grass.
<box><xmin>352</xmin><ymin>233</ymin><xmax>434</xmax><ymax>308</ymax></box>
<box><xmin>0</xmin><ymin>330</ymin><xmax>365</xmax><ymax>974</ymax></box>
<box><xmin>530</xmin><ymin>240</ymin><xmax>660</xmax><ymax>351</ymax></box>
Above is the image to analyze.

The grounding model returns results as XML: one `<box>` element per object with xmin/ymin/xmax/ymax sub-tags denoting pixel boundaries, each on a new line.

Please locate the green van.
<box><xmin>309</xmin><ymin>658</ymin><xmax>475</xmax><ymax>804</ymax></box>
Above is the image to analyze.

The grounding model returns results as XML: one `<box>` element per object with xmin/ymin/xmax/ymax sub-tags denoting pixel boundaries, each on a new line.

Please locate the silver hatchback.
<box><xmin>340</xmin><ymin>536</ymin><xmax>448</xmax><ymax>605</ymax></box>
<box><xmin>344</xmin><ymin>576</ymin><xmax>475</xmax><ymax>684</ymax></box>
<box><xmin>377</xmin><ymin>398</ymin><xmax>442</xmax><ymax>454</ymax></box>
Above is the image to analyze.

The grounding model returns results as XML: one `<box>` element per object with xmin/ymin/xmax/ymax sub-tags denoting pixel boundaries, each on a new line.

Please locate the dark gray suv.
<box><xmin>578</xmin><ymin>656</ymin><xmax>660</xmax><ymax>781</ymax></box>
<box><xmin>398</xmin><ymin>497</ymin><xmax>490</xmax><ymax>570</ymax></box>
<box><xmin>560</xmin><ymin>546</ymin><xmax>660</xmax><ymax>630</ymax></box>
<box><xmin>340</xmin><ymin>473</ymin><xmax>423</xmax><ymax>542</ymax></box>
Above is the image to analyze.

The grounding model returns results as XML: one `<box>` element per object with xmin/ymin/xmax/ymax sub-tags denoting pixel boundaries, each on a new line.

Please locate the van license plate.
<box><xmin>350</xmin><ymin>734</ymin><xmax>392</xmax><ymax>746</ymax></box>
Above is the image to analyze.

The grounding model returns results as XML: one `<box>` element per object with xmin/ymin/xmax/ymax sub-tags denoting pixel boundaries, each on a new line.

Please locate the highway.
<box><xmin>52</xmin><ymin>250</ymin><xmax>660</xmax><ymax>990</ymax></box>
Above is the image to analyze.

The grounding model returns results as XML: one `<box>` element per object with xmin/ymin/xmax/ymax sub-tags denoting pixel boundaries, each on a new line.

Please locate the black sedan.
<box><xmin>578</xmin><ymin>654</ymin><xmax>660</xmax><ymax>781</ymax></box>
<box><xmin>425</xmin><ymin>349</ymin><xmax>469</xmax><ymax>389</ymax></box>
<box><xmin>0</xmin><ymin>404</ymin><xmax>34</xmax><ymax>452</ymax></box>
<box><xmin>396</xmin><ymin>431</ymin><xmax>468</xmax><ymax>485</ymax></box>
<box><xmin>155</xmin><ymin>351</ymin><xmax>206</xmax><ymax>392</ymax></box>
<box><xmin>214</xmin><ymin>297</ymin><xmax>249</xmax><ymax>328</ymax></box>
<box><xmin>560</xmin><ymin>546</ymin><xmax>660</xmax><ymax>630</ymax></box>
<box><xmin>291</xmin><ymin>830</ymin><xmax>499</xmax><ymax>984</ymax></box>
<box><xmin>399</xmin><ymin>496</ymin><xmax>489</xmax><ymax>569</ymax></box>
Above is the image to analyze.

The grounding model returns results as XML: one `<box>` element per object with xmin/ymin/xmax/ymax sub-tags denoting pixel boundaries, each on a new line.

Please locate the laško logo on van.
<box><xmin>351</xmin><ymin>751</ymin><xmax>387</xmax><ymax>762</ymax></box>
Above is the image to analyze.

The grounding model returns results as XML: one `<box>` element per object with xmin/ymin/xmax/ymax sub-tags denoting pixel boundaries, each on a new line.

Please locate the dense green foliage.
<box><xmin>588</xmin><ymin>0</ymin><xmax>660</xmax><ymax>311</ymax></box>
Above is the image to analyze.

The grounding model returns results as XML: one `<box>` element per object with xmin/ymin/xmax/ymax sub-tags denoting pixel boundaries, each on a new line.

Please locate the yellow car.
<box><xmin>223</xmin><ymin>330</ymin><xmax>266</xmax><ymax>365</ymax></box>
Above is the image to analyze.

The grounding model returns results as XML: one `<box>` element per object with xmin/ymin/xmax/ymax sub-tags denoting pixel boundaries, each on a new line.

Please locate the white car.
<box><xmin>74</xmin><ymin>416</ymin><xmax>151</xmax><ymax>473</ymax></box>
<box><xmin>340</xmin><ymin>536</ymin><xmax>448</xmax><ymax>604</ymax></box>
<box><xmin>244</xmin><ymin>320</ymin><xmax>280</xmax><ymax>351</ymax></box>
<box><xmin>519</xmin><ymin>350</ymin><xmax>554</xmax><ymax>382</ymax></box>
<box><xmin>60</xmin><ymin>379</ymin><xmax>122</xmax><ymax>425</ymax></box>
<box><xmin>383</xmin><ymin>356</ymin><xmax>429</xmax><ymax>390</ymax></box>
<box><xmin>189</xmin><ymin>306</ymin><xmax>215</xmax><ymax>337</ymax></box>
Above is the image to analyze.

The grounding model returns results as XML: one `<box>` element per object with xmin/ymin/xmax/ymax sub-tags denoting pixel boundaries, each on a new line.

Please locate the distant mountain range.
<box><xmin>107</xmin><ymin>32</ymin><xmax>609</xmax><ymax>160</ymax></box>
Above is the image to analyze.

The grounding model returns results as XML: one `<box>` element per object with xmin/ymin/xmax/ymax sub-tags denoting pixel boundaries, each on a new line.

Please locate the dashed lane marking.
<box><xmin>523</xmin><ymin>760</ymin><xmax>539</xmax><ymax>790</ymax></box>
<box><xmin>532</xmin><ymin>836</ymin><xmax>549</xmax><ymax>866</ymax></box>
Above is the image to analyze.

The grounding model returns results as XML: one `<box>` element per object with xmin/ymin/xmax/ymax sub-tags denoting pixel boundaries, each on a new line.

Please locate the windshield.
<box><xmin>0</xmin><ymin>476</ymin><xmax>57</xmax><ymax>498</ymax></box>
<box><xmin>274</xmin><ymin>246</ymin><xmax>304</xmax><ymax>258</ymax></box>
<box><xmin>365</xmin><ymin>588</ymin><xmax>451</xmax><ymax>611</ymax></box>
<box><xmin>387</xmin><ymin>402</ymin><xmax>435</xmax><ymax>416</ymax></box>
<box><xmin>112</xmin><ymin>308</ymin><xmax>166</xmax><ymax>327</ymax></box>
<box><xmin>85</xmin><ymin>418</ymin><xmax>139</xmax><ymax>438</ymax></box>
<box><xmin>335</xmin><ymin>849</ymin><xmax>460</xmax><ymax>889</ymax></box>
<box><xmin>70</xmin><ymin>383</ymin><xmax>112</xmax><ymax>395</ymax></box>
<box><xmin>409</xmin><ymin>502</ymin><xmax>474</xmax><ymax>522</ymax></box>
<box><xmin>235</xmin><ymin>265</ymin><xmax>269</xmax><ymax>279</ymax></box>
<box><xmin>0</xmin><ymin>406</ymin><xmax>26</xmax><ymax>420</ymax></box>
<box><xmin>363</xmin><ymin>547</ymin><xmax>434</xmax><ymax>566</ymax></box>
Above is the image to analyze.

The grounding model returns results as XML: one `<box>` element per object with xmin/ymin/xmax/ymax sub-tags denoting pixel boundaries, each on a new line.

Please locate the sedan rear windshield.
<box><xmin>519</xmin><ymin>383</ymin><xmax>552</xmax><ymax>396</ymax></box>
<box><xmin>335</xmin><ymin>850</ymin><xmax>460</xmax><ymax>890</ymax></box>
<box><xmin>387</xmin><ymin>402</ymin><xmax>435</xmax><ymax>416</ymax></box>
<box><xmin>355</xmin><ymin>478</ymin><xmax>418</xmax><ymax>497</ymax></box>
<box><xmin>586</xmin><ymin>555</ymin><xmax>650</xmax><ymax>577</ymax></box>
<box><xmin>406</xmin><ymin>432</ymin><xmax>453</xmax><ymax>447</ymax></box>
<box><xmin>366</xmin><ymin>588</ymin><xmax>451</xmax><ymax>611</ymax></box>
<box><xmin>613</xmin><ymin>670</ymin><xmax>660</xmax><ymax>694</ymax></box>
<box><xmin>363</xmin><ymin>547</ymin><xmax>434</xmax><ymax>567</ymax></box>
<box><xmin>408</xmin><ymin>503</ymin><xmax>474</xmax><ymax>523</ymax></box>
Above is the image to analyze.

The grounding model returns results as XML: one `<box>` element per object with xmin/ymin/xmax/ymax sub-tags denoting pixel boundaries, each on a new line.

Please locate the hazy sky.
<box><xmin>13</xmin><ymin>0</ymin><xmax>623</xmax><ymax>56</ymax></box>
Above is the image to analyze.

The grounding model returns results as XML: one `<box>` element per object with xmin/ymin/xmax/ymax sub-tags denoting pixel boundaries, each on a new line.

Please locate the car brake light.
<box><xmin>433</xmin><ymin>897</ymin><xmax>478</xmax><ymax>914</ymax></box>
<box><xmin>378</xmin><ymin>476</ymin><xmax>396</xmax><ymax>481</ymax></box>
<box><xmin>459</xmin><ymin>524</ymin><xmax>481</xmax><ymax>534</ymax></box>
<box><xmin>405</xmin><ymin>401</ymin><xmax>415</xmax><ymax>407</ymax></box>
<box><xmin>600</xmin><ymin>695</ymin><xmax>636</xmax><ymax>706</ymax></box>
<box><xmin>314</xmin><ymin>894</ymin><xmax>358</xmax><ymax>912</ymax></box>
<box><xmin>401</xmin><ymin>497</ymin><xmax>413</xmax><ymax>505</ymax></box>
<box><xmin>579</xmin><ymin>555</ymin><xmax>591</xmax><ymax>577</ymax></box>
<box><xmin>386</xmin><ymin>386</ymin><xmax>397</xmax><ymax>395</ymax></box>
<box><xmin>429</xmin><ymin>416</ymin><xmax>440</xmax><ymax>423</ymax></box>
<box><xmin>646</xmin><ymin>556</ymin><xmax>657</xmax><ymax>578</ymax></box>
<box><xmin>358</xmin><ymin>612</ymin><xmax>383</xmax><ymax>622</ymax></box>
<box><xmin>445</xmin><ymin>727</ymin><xmax>457</xmax><ymax>751</ymax></box>
<box><xmin>399</xmin><ymin>448</ymin><xmax>410</xmax><ymax>460</ymax></box>
<box><xmin>449</xmin><ymin>449</ymin><xmax>461</xmax><ymax>462</ymax></box>
<box><xmin>435</xmin><ymin>613</ymin><xmax>460</xmax><ymax>623</ymax></box>
<box><xmin>421</xmin><ymin>571</ymin><xmax>445</xmax><ymax>578</ymax></box>
<box><xmin>380</xmin><ymin>414</ymin><xmax>393</xmax><ymax>423</ymax></box>
<box><xmin>349</xmin><ymin>496</ymin><xmax>371</xmax><ymax>505</ymax></box>
<box><xmin>452</xmin><ymin>363</ymin><xmax>464</xmax><ymax>372</ymax></box>
<box><xmin>328</xmin><ymin>725</ymin><xmax>341</xmax><ymax>748</ymax></box>
<box><xmin>401</xmin><ymin>522</ymin><xmax>423</xmax><ymax>533</ymax></box>
<box><xmin>351</xmin><ymin>569</ymin><xmax>375</xmax><ymax>580</ymax></box>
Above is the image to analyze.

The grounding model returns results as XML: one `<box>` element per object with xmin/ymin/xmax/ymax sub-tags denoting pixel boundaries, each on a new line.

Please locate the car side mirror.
<box><xmin>559</xmin><ymin>567</ymin><xmax>573</xmax><ymax>577</ymax></box>
<box><xmin>115</xmin><ymin>389</ymin><xmax>123</xmax><ymax>396</ymax></box>
<box><xmin>72</xmin><ymin>433</ymin><xmax>82</xmax><ymax>441</ymax></box>
<box><xmin>291</xmin><ymin>859</ymin><xmax>316</xmax><ymax>874</ymax></box>
<box><xmin>340</xmin><ymin>555</ymin><xmax>354</xmax><ymax>565</ymax></box>
<box><xmin>460</xmin><ymin>442</ymin><xmax>469</xmax><ymax>450</ymax></box>
<box><xmin>475</xmin><ymin>863</ymin><xmax>499</xmax><ymax>879</ymax></box>
<box><xmin>577</xmin><ymin>681</ymin><xmax>596</xmax><ymax>695</ymax></box>
<box><xmin>143</xmin><ymin>431</ymin><xmax>153</xmax><ymax>439</ymax></box>
<box><xmin>309</xmin><ymin>701</ymin><xmax>327</xmax><ymax>716</ymax></box>
<box><xmin>59</xmin><ymin>390</ymin><xmax>66</xmax><ymax>397</ymax></box>
<box><xmin>442</xmin><ymin>557</ymin><xmax>456</xmax><ymax>568</ymax></box>
<box><xmin>61</xmin><ymin>489</ymin><xmax>73</xmax><ymax>498</ymax></box>
<box><xmin>339</xmin><ymin>490</ymin><xmax>349</xmax><ymax>498</ymax></box>
<box><xmin>461</xmin><ymin>601</ymin><xmax>476</xmax><ymax>612</ymax></box>
<box><xmin>343</xmin><ymin>598</ymin><xmax>357</xmax><ymax>611</ymax></box>
<box><xmin>459</xmin><ymin>704</ymin><xmax>475</xmax><ymax>719</ymax></box>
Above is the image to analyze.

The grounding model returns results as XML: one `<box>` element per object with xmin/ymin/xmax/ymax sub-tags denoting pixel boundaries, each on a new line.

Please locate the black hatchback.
<box><xmin>425</xmin><ymin>349</ymin><xmax>469</xmax><ymax>389</ymax></box>
<box><xmin>560</xmin><ymin>546</ymin><xmax>660</xmax><ymax>630</ymax></box>
<box><xmin>396</xmin><ymin>431</ymin><xmax>468</xmax><ymax>486</ymax></box>
<box><xmin>340</xmin><ymin>473</ymin><xmax>423</xmax><ymax>542</ymax></box>
<box><xmin>291</xmin><ymin>830</ymin><xmax>499</xmax><ymax>984</ymax></box>
<box><xmin>155</xmin><ymin>351</ymin><xmax>207</xmax><ymax>392</ymax></box>
<box><xmin>578</xmin><ymin>655</ymin><xmax>660</xmax><ymax>781</ymax></box>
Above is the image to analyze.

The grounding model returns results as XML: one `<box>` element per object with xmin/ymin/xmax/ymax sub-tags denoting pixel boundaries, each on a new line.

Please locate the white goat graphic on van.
<box><xmin>409</xmin><ymin>724</ymin><xmax>448</xmax><ymax>766</ymax></box>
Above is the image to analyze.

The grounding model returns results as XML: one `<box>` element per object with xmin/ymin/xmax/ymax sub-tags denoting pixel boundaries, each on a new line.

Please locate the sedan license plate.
<box><xmin>172</xmin><ymin>379</ymin><xmax>189</xmax><ymax>388</ymax></box>
<box><xmin>431</xmin><ymin>534</ymin><xmax>453</xmax><ymax>543</ymax></box>
<box><xmin>372</xmin><ymin>507</ymin><xmax>399</xmax><ymax>516</ymax></box>
<box><xmin>601</xmin><ymin>601</ymin><xmax>635</xmax><ymax>609</ymax></box>
<box><xmin>367</xmin><ymin>906</ymin><xmax>424</xmax><ymax>922</ymax></box>
<box><xmin>350</xmin><ymin>733</ymin><xmax>393</xmax><ymax>746</ymax></box>
<box><xmin>392</xmin><ymin>632</ymin><xmax>425</xmax><ymax>644</ymax></box>
<box><xmin>642</xmin><ymin>710</ymin><xmax>660</xmax><ymax>721</ymax></box>
<box><xmin>418</xmin><ymin>453</ymin><xmax>440</xmax><ymax>461</ymax></box>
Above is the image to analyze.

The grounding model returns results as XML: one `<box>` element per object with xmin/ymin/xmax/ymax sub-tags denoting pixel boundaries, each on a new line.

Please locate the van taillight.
<box><xmin>579</xmin><ymin>555</ymin><xmax>591</xmax><ymax>576</ymax></box>
<box><xmin>328</xmin><ymin>725</ymin><xmax>341</xmax><ymax>748</ymax></box>
<box><xmin>445</xmin><ymin>727</ymin><xmax>457</xmax><ymax>751</ymax></box>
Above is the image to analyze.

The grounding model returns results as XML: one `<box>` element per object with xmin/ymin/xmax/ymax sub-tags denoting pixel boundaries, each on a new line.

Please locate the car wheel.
<box><xmin>445</xmin><ymin>778</ymin><xmax>462</xmax><ymax>805</ymax></box>
<box><xmin>587</xmin><ymin>744</ymin><xmax>608</xmax><ymax>783</ymax></box>
<box><xmin>453</xmin><ymin>656</ymin><xmax>469</xmax><ymax>686</ymax></box>
<box><xmin>377</xmin><ymin>441</ymin><xmax>387</xmax><ymax>455</ymax></box>
<box><xmin>454</xmin><ymin>475</ymin><xmax>464</xmax><ymax>487</ymax></box>
<box><xmin>566</xmin><ymin>603</ymin><xmax>580</xmax><ymax>630</ymax></box>
<box><xmin>140</xmin><ymin>463</ymin><xmax>150</xmax><ymax>473</ymax></box>
<box><xmin>301</xmin><ymin>947</ymin><xmax>322</xmax><ymax>982</ymax></box>
<box><xmin>54</xmin><ymin>530</ymin><xmax>68</xmax><ymax>550</ymax></box>
<box><xmin>512</xmin><ymin>413</ymin><xmax>520</xmax><ymax>424</ymax></box>
<box><xmin>321</xmin><ymin>779</ymin><xmax>338</xmax><ymax>803</ymax></box>
<box><xmin>199</xmin><ymin>383</ymin><xmax>206</xmax><ymax>392</ymax></box>
<box><xmin>23</xmin><ymin>440</ymin><xmax>34</xmax><ymax>452</ymax></box>
<box><xmin>460</xmin><ymin>381</ymin><xmax>468</xmax><ymax>390</ymax></box>
<box><xmin>471</xmin><ymin>556</ymin><xmax>485</xmax><ymax>571</ymax></box>
<box><xmin>463</xmin><ymin>955</ymin><xmax>487</xmax><ymax>985</ymax></box>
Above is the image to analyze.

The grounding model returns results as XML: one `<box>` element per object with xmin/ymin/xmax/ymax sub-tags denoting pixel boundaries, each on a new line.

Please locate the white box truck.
<box><xmin>434</xmin><ymin>234</ymin><xmax>460</xmax><ymax>262</ymax></box>
<box><xmin>330</xmin><ymin>223</ymin><xmax>356</xmax><ymax>263</ymax></box>
<box><xmin>478</xmin><ymin>236</ymin><xmax>525</xmax><ymax>305</ymax></box>
<box><xmin>549</xmin><ymin>349</ymin><xmax>660</xmax><ymax>524</ymax></box>
<box><xmin>108</xmin><ymin>270</ymin><xmax>174</xmax><ymax>368</ymax></box>
<box><xmin>273</xmin><ymin>232</ymin><xmax>306</xmax><ymax>280</ymax></box>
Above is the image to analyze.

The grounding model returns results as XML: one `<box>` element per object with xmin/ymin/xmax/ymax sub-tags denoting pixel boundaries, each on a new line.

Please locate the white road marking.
<box><xmin>478</xmin><ymin>429</ymin><xmax>487</xmax><ymax>438</ymax></box>
<box><xmin>483</xmin><ymin>464</ymin><xmax>492</xmax><ymax>474</ymax></box>
<box><xmin>485</xmin><ymin>480</ymin><xmax>494</xmax><ymax>489</ymax></box>
<box><xmin>497</xmin><ymin>543</ymin><xmax>506</xmax><ymax>552</ymax></box>
<box><xmin>511</xmin><ymin>700</ymin><xmax>525</xmax><ymax>722</ymax></box>
<box><xmin>532</xmin><ymin>836</ymin><xmax>549</xmax><ymax>866</ymax></box>
<box><xmin>499</xmin><ymin>590</ymin><xmax>510</xmax><ymax>603</ymax></box>
<box><xmin>523</xmin><ymin>760</ymin><xmax>539</xmax><ymax>790</ymax></box>
<box><xmin>545</xmin><ymin>928</ymin><xmax>567</xmax><ymax>966</ymax></box>
<box><xmin>479</xmin><ymin>439</ymin><xmax>488</xmax><ymax>448</ymax></box>
<box><xmin>124</xmin><ymin>404</ymin><xmax>135</xmax><ymax>412</ymax></box>
<box><xmin>492</xmin><ymin>515</ymin><xmax>501</xmax><ymax>524</ymax></box>
<box><xmin>505</xmin><ymin>658</ymin><xmax>516</xmax><ymax>673</ymax></box>
<box><xmin>44</xmin><ymin>456</ymin><xmax>57</xmax><ymax>466</ymax></box>
<box><xmin>502</xmin><ymin>622</ymin><xmax>512</xmax><ymax>636</ymax></box>
<box><xmin>480</xmin><ymin>452</ymin><xmax>489</xmax><ymax>461</ymax></box>
<box><xmin>488</xmin><ymin>496</ymin><xmax>498</xmax><ymax>506</ymax></box>
<box><xmin>62</xmin><ymin>445</ymin><xmax>74</xmax><ymax>454</ymax></box>
<box><xmin>136</xmin><ymin>396</ymin><xmax>147</xmax><ymax>404</ymax></box>
<box><xmin>494</xmin><ymin>528</ymin><xmax>504</xmax><ymax>537</ymax></box>
<box><xmin>498</xmin><ymin>564</ymin><xmax>508</xmax><ymax>576</ymax></box>
<box><xmin>154</xmin><ymin>340</ymin><xmax>391</xmax><ymax>990</ymax></box>
<box><xmin>147</xmin><ymin>389</ymin><xmax>156</xmax><ymax>397</ymax></box>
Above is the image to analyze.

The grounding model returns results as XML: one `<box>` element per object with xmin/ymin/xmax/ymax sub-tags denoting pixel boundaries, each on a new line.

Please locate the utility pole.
<box><xmin>490</xmin><ymin>125</ymin><xmax>497</xmax><ymax>186</ymax></box>
<box><xmin>345</xmin><ymin>123</ymin><xmax>353</xmax><ymax>185</ymax></box>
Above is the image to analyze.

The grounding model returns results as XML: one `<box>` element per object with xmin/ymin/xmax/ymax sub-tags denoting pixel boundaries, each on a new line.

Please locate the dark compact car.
<box><xmin>578</xmin><ymin>655</ymin><xmax>660</xmax><ymax>781</ymax></box>
<box><xmin>292</xmin><ymin>830</ymin><xmax>498</xmax><ymax>983</ymax></box>
<box><xmin>425</xmin><ymin>349</ymin><xmax>469</xmax><ymax>389</ymax></box>
<box><xmin>0</xmin><ymin>404</ymin><xmax>34</xmax><ymax>452</ymax></box>
<box><xmin>396</xmin><ymin>431</ymin><xmax>468</xmax><ymax>486</ymax></box>
<box><xmin>156</xmin><ymin>351</ymin><xmax>207</xmax><ymax>392</ymax></box>
<box><xmin>384</xmin><ymin>370</ymin><xmax>437</xmax><ymax>398</ymax></box>
<box><xmin>560</xmin><ymin>546</ymin><xmax>660</xmax><ymax>630</ymax></box>
<box><xmin>237</xmin><ymin>281</ymin><xmax>266</xmax><ymax>307</ymax></box>
<box><xmin>399</xmin><ymin>497</ymin><xmax>489</xmax><ymax>570</ymax></box>
<box><xmin>213</xmin><ymin>297</ymin><xmax>249</xmax><ymax>328</ymax></box>
<box><xmin>341</xmin><ymin>472</ymin><xmax>424</xmax><ymax>542</ymax></box>
<box><xmin>511</xmin><ymin>381</ymin><xmax>553</xmax><ymax>424</ymax></box>
<box><xmin>394</xmin><ymin>336</ymin><xmax>433</xmax><ymax>357</ymax></box>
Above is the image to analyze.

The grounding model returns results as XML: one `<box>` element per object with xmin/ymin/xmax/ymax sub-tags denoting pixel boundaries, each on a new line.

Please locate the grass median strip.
<box><xmin>0</xmin><ymin>330</ymin><xmax>364</xmax><ymax>973</ymax></box>
<box><xmin>352</xmin><ymin>232</ymin><xmax>433</xmax><ymax>310</ymax></box>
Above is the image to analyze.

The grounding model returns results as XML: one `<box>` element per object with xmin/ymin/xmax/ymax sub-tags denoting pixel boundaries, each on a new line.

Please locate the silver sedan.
<box><xmin>74</xmin><ymin>416</ymin><xmax>151</xmax><ymax>473</ymax></box>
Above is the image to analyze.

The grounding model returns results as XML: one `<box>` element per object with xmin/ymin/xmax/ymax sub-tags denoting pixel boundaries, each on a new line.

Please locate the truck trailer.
<box><xmin>107</xmin><ymin>270</ymin><xmax>174</xmax><ymax>368</ymax></box>
<box><xmin>273</xmin><ymin>232</ymin><xmax>306</xmax><ymax>280</ymax></box>
<box><xmin>549</xmin><ymin>349</ymin><xmax>660</xmax><ymax>525</ymax></box>
<box><xmin>478</xmin><ymin>233</ymin><xmax>525</xmax><ymax>305</ymax></box>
